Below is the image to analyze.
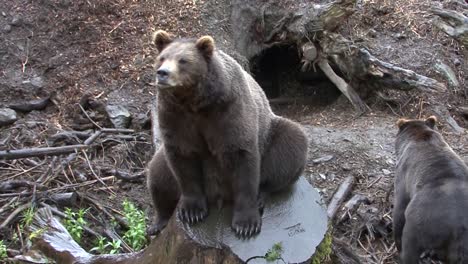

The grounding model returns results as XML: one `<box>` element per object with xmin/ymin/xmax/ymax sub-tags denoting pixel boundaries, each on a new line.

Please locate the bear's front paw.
<box><xmin>232</xmin><ymin>208</ymin><xmax>262</xmax><ymax>238</ymax></box>
<box><xmin>177</xmin><ymin>195</ymin><xmax>208</xmax><ymax>224</ymax></box>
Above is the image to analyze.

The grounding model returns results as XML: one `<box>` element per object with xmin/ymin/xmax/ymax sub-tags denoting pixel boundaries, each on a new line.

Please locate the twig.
<box><xmin>81</xmin><ymin>150</ymin><xmax>114</xmax><ymax>195</ymax></box>
<box><xmin>0</xmin><ymin>145</ymin><xmax>88</xmax><ymax>160</ymax></box>
<box><xmin>0</xmin><ymin>202</ymin><xmax>32</xmax><ymax>229</ymax></box>
<box><xmin>79</xmin><ymin>104</ymin><xmax>103</xmax><ymax>129</ymax></box>
<box><xmin>0</xmin><ymin>197</ymin><xmax>18</xmax><ymax>215</ymax></box>
<box><xmin>100</xmin><ymin>167</ymin><xmax>145</xmax><ymax>183</ymax></box>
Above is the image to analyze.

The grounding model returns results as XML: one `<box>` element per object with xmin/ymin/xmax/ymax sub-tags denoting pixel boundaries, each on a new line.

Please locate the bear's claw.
<box><xmin>231</xmin><ymin>208</ymin><xmax>262</xmax><ymax>239</ymax></box>
<box><xmin>177</xmin><ymin>197</ymin><xmax>208</xmax><ymax>224</ymax></box>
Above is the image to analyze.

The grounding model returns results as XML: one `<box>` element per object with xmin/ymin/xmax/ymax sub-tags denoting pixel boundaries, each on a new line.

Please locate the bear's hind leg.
<box><xmin>146</xmin><ymin>147</ymin><xmax>180</xmax><ymax>235</ymax></box>
<box><xmin>260</xmin><ymin>117</ymin><xmax>308</xmax><ymax>193</ymax></box>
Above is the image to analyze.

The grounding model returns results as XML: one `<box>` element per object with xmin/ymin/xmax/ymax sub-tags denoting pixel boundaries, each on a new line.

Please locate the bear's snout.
<box><xmin>156</xmin><ymin>68</ymin><xmax>170</xmax><ymax>84</ymax></box>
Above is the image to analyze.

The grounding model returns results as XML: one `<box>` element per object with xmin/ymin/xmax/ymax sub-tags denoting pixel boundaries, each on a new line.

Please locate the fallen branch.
<box><xmin>8</xmin><ymin>97</ymin><xmax>51</xmax><ymax>113</ymax></box>
<box><xmin>0</xmin><ymin>202</ymin><xmax>32</xmax><ymax>229</ymax></box>
<box><xmin>0</xmin><ymin>145</ymin><xmax>88</xmax><ymax>160</ymax></box>
<box><xmin>318</xmin><ymin>58</ymin><xmax>370</xmax><ymax>114</ymax></box>
<box><xmin>0</xmin><ymin>180</ymin><xmax>46</xmax><ymax>192</ymax></box>
<box><xmin>100</xmin><ymin>168</ymin><xmax>145</xmax><ymax>183</ymax></box>
<box><xmin>327</xmin><ymin>175</ymin><xmax>355</xmax><ymax>220</ymax></box>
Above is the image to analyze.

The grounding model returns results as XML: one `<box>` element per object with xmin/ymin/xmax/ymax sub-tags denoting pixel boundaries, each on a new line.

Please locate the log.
<box><xmin>0</xmin><ymin>145</ymin><xmax>88</xmax><ymax>160</ymax></box>
<box><xmin>18</xmin><ymin>177</ymin><xmax>330</xmax><ymax>263</ymax></box>
<box><xmin>320</xmin><ymin>32</ymin><xmax>447</xmax><ymax>94</ymax></box>
<box><xmin>327</xmin><ymin>175</ymin><xmax>355</xmax><ymax>220</ymax></box>
<box><xmin>431</xmin><ymin>7</ymin><xmax>468</xmax><ymax>49</ymax></box>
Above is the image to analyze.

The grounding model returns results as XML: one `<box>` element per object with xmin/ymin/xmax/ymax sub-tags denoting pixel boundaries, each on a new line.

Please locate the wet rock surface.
<box><xmin>179</xmin><ymin>176</ymin><xmax>328</xmax><ymax>263</ymax></box>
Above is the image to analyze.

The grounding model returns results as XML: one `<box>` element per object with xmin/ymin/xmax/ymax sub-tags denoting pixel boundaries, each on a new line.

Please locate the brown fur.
<box><xmin>393</xmin><ymin>116</ymin><xmax>468</xmax><ymax>263</ymax></box>
<box><xmin>146</xmin><ymin>30</ymin><xmax>308</xmax><ymax>238</ymax></box>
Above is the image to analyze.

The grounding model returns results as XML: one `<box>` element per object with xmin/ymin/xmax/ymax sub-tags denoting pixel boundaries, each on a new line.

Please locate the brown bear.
<box><xmin>146</xmin><ymin>30</ymin><xmax>309</xmax><ymax>238</ymax></box>
<box><xmin>393</xmin><ymin>116</ymin><xmax>468</xmax><ymax>263</ymax></box>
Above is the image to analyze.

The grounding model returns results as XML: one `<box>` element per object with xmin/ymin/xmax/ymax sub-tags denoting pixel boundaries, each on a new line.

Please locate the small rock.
<box><xmin>10</xmin><ymin>15</ymin><xmax>22</xmax><ymax>26</ymax></box>
<box><xmin>341</xmin><ymin>164</ymin><xmax>352</xmax><ymax>171</ymax></box>
<box><xmin>382</xmin><ymin>169</ymin><xmax>391</xmax><ymax>175</ymax></box>
<box><xmin>453</xmin><ymin>58</ymin><xmax>461</xmax><ymax>66</ymax></box>
<box><xmin>313</xmin><ymin>155</ymin><xmax>334</xmax><ymax>164</ymax></box>
<box><xmin>328</xmin><ymin>173</ymin><xmax>336</xmax><ymax>181</ymax></box>
<box><xmin>319</xmin><ymin>173</ymin><xmax>326</xmax><ymax>180</ymax></box>
<box><xmin>0</xmin><ymin>108</ymin><xmax>18</xmax><ymax>126</ymax></box>
<box><xmin>106</xmin><ymin>105</ymin><xmax>132</xmax><ymax>128</ymax></box>
<box><xmin>3</xmin><ymin>24</ymin><xmax>12</xmax><ymax>33</ymax></box>
<box><xmin>2</xmin><ymin>12</ymin><xmax>6</xmax><ymax>17</ymax></box>
<box><xmin>30</xmin><ymin>76</ymin><xmax>44</xmax><ymax>88</ymax></box>
<box><xmin>386</xmin><ymin>158</ymin><xmax>394</xmax><ymax>165</ymax></box>
<box><xmin>394</xmin><ymin>32</ymin><xmax>406</xmax><ymax>40</ymax></box>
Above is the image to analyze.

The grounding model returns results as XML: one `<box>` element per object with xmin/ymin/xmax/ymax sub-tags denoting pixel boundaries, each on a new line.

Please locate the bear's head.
<box><xmin>152</xmin><ymin>30</ymin><xmax>215</xmax><ymax>90</ymax></box>
<box><xmin>396</xmin><ymin>115</ymin><xmax>437</xmax><ymax>141</ymax></box>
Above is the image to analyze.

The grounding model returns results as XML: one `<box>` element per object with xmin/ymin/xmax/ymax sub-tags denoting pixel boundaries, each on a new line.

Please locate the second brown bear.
<box><xmin>146</xmin><ymin>30</ymin><xmax>308</xmax><ymax>238</ymax></box>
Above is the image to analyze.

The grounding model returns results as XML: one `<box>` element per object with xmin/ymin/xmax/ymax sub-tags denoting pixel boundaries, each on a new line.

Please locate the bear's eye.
<box><xmin>179</xmin><ymin>58</ymin><xmax>188</xmax><ymax>65</ymax></box>
<box><xmin>159</xmin><ymin>57</ymin><xmax>165</xmax><ymax>62</ymax></box>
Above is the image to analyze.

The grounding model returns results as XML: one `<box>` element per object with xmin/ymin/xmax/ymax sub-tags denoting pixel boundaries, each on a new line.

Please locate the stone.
<box><xmin>3</xmin><ymin>24</ymin><xmax>11</xmax><ymax>33</ymax></box>
<box><xmin>382</xmin><ymin>169</ymin><xmax>391</xmax><ymax>175</ymax></box>
<box><xmin>180</xmin><ymin>176</ymin><xmax>328</xmax><ymax>263</ymax></box>
<box><xmin>30</xmin><ymin>76</ymin><xmax>44</xmax><ymax>88</ymax></box>
<box><xmin>105</xmin><ymin>105</ymin><xmax>132</xmax><ymax>128</ymax></box>
<box><xmin>0</xmin><ymin>108</ymin><xmax>18</xmax><ymax>126</ymax></box>
<box><xmin>10</xmin><ymin>15</ymin><xmax>22</xmax><ymax>26</ymax></box>
<box><xmin>313</xmin><ymin>155</ymin><xmax>334</xmax><ymax>164</ymax></box>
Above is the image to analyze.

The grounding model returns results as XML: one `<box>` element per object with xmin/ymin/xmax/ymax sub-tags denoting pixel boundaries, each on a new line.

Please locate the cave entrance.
<box><xmin>249</xmin><ymin>44</ymin><xmax>343</xmax><ymax>106</ymax></box>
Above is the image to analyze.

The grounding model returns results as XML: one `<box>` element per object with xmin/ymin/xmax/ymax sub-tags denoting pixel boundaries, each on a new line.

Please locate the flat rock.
<box><xmin>105</xmin><ymin>105</ymin><xmax>131</xmax><ymax>128</ymax></box>
<box><xmin>178</xmin><ymin>176</ymin><xmax>328</xmax><ymax>263</ymax></box>
<box><xmin>0</xmin><ymin>108</ymin><xmax>18</xmax><ymax>126</ymax></box>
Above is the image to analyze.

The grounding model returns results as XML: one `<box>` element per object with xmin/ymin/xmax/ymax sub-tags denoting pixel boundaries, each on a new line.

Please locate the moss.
<box><xmin>310</xmin><ymin>223</ymin><xmax>333</xmax><ymax>264</ymax></box>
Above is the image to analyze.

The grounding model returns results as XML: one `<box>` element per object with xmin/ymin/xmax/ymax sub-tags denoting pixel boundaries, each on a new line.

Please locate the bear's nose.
<box><xmin>156</xmin><ymin>69</ymin><xmax>170</xmax><ymax>81</ymax></box>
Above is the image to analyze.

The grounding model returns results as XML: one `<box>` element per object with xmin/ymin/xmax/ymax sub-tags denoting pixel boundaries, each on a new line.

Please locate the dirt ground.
<box><xmin>0</xmin><ymin>0</ymin><xmax>467</xmax><ymax>263</ymax></box>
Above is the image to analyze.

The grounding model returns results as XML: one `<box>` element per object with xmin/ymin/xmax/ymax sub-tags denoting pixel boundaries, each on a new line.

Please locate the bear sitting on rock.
<box><xmin>393</xmin><ymin>116</ymin><xmax>468</xmax><ymax>263</ymax></box>
<box><xmin>146</xmin><ymin>30</ymin><xmax>309</xmax><ymax>238</ymax></box>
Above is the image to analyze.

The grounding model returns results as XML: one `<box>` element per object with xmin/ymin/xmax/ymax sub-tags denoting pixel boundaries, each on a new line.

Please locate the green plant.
<box><xmin>90</xmin><ymin>236</ymin><xmax>109</xmax><ymax>254</ymax></box>
<box><xmin>21</xmin><ymin>207</ymin><xmax>35</xmax><ymax>228</ymax></box>
<box><xmin>0</xmin><ymin>240</ymin><xmax>7</xmax><ymax>260</ymax></box>
<box><xmin>90</xmin><ymin>236</ymin><xmax>122</xmax><ymax>255</ymax></box>
<box><xmin>108</xmin><ymin>239</ymin><xmax>121</xmax><ymax>254</ymax></box>
<box><xmin>63</xmin><ymin>207</ymin><xmax>89</xmax><ymax>243</ymax></box>
<box><xmin>265</xmin><ymin>242</ymin><xmax>283</xmax><ymax>262</ymax></box>
<box><xmin>121</xmin><ymin>199</ymin><xmax>147</xmax><ymax>251</ymax></box>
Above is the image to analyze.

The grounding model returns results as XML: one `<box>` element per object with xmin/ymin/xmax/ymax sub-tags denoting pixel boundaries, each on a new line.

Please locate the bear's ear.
<box><xmin>425</xmin><ymin>115</ymin><xmax>437</xmax><ymax>129</ymax></box>
<box><xmin>396</xmin><ymin>118</ymin><xmax>409</xmax><ymax>129</ymax></box>
<box><xmin>153</xmin><ymin>30</ymin><xmax>173</xmax><ymax>52</ymax></box>
<box><xmin>196</xmin><ymin>35</ymin><xmax>215</xmax><ymax>58</ymax></box>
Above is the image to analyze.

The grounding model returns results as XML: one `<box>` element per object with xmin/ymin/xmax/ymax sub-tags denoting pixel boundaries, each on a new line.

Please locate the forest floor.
<box><xmin>0</xmin><ymin>0</ymin><xmax>466</xmax><ymax>263</ymax></box>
